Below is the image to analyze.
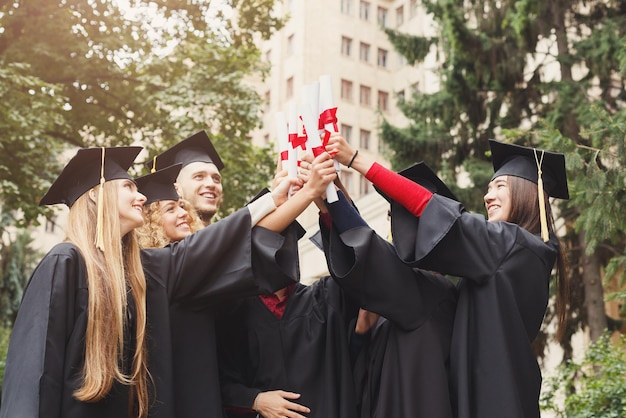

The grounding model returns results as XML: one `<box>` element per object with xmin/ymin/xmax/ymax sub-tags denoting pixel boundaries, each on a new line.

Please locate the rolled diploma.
<box><xmin>300</xmin><ymin>100</ymin><xmax>338</xmax><ymax>203</ymax></box>
<box><xmin>319</xmin><ymin>74</ymin><xmax>341</xmax><ymax>173</ymax></box>
<box><xmin>286</xmin><ymin>103</ymin><xmax>299</xmax><ymax>179</ymax></box>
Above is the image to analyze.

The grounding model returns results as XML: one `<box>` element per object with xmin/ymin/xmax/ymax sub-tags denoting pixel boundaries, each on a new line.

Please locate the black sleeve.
<box><xmin>216</xmin><ymin>300</ymin><xmax>262</xmax><ymax>411</ymax></box>
<box><xmin>141</xmin><ymin>208</ymin><xmax>297</xmax><ymax>306</ymax></box>
<box><xmin>392</xmin><ymin>194</ymin><xmax>527</xmax><ymax>284</ymax></box>
<box><xmin>0</xmin><ymin>245</ymin><xmax>81</xmax><ymax>418</ymax></box>
<box><xmin>326</xmin><ymin>219</ymin><xmax>451</xmax><ymax>331</ymax></box>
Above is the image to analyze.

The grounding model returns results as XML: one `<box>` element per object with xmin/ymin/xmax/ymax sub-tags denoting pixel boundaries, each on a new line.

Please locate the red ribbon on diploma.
<box><xmin>289</xmin><ymin>133</ymin><xmax>307</xmax><ymax>150</ymax></box>
<box><xmin>320</xmin><ymin>107</ymin><xmax>338</xmax><ymax>146</ymax></box>
<box><xmin>311</xmin><ymin>145</ymin><xmax>326</xmax><ymax>157</ymax></box>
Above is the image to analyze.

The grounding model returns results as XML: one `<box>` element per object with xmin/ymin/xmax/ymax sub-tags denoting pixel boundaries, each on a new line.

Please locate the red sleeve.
<box><xmin>365</xmin><ymin>162</ymin><xmax>433</xmax><ymax>217</ymax></box>
<box><xmin>319</xmin><ymin>212</ymin><xmax>333</xmax><ymax>230</ymax></box>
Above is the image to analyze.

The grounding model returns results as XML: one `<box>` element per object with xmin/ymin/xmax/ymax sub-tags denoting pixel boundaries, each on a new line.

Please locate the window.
<box><xmin>359</xmin><ymin>85</ymin><xmax>371</xmax><ymax>107</ymax></box>
<box><xmin>396</xmin><ymin>5</ymin><xmax>404</xmax><ymax>26</ymax></box>
<box><xmin>265</xmin><ymin>49</ymin><xmax>271</xmax><ymax>62</ymax></box>
<box><xmin>264</xmin><ymin>90</ymin><xmax>270</xmax><ymax>109</ymax></box>
<box><xmin>45</xmin><ymin>217</ymin><xmax>57</xmax><ymax>233</ymax></box>
<box><xmin>287</xmin><ymin>34</ymin><xmax>294</xmax><ymax>56</ymax></box>
<box><xmin>341</xmin><ymin>0</ymin><xmax>352</xmax><ymax>15</ymax></box>
<box><xmin>360</xmin><ymin>175</ymin><xmax>371</xmax><ymax>195</ymax></box>
<box><xmin>410</xmin><ymin>0</ymin><xmax>418</xmax><ymax>19</ymax></box>
<box><xmin>341</xmin><ymin>79</ymin><xmax>353</xmax><ymax>101</ymax></box>
<box><xmin>377</xmin><ymin>90</ymin><xmax>389</xmax><ymax>111</ymax></box>
<box><xmin>359</xmin><ymin>1</ymin><xmax>370</xmax><ymax>20</ymax></box>
<box><xmin>263</xmin><ymin>134</ymin><xmax>270</xmax><ymax>145</ymax></box>
<box><xmin>359</xmin><ymin>42</ymin><xmax>370</xmax><ymax>62</ymax></box>
<box><xmin>359</xmin><ymin>129</ymin><xmax>370</xmax><ymax>149</ymax></box>
<box><xmin>377</xmin><ymin>6</ymin><xmax>387</xmax><ymax>27</ymax></box>
<box><xmin>341</xmin><ymin>124</ymin><xmax>353</xmax><ymax>143</ymax></box>
<box><xmin>286</xmin><ymin>77</ymin><xmax>294</xmax><ymax>99</ymax></box>
<box><xmin>341</xmin><ymin>36</ymin><xmax>352</xmax><ymax>57</ymax></box>
<box><xmin>377</xmin><ymin>48</ymin><xmax>388</xmax><ymax>68</ymax></box>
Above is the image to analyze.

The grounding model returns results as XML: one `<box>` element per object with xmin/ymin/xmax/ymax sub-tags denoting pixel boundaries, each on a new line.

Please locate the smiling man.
<box><xmin>152</xmin><ymin>130</ymin><xmax>225</xmax><ymax>226</ymax></box>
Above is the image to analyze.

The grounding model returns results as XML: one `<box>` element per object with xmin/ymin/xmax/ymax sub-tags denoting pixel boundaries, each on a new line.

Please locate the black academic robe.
<box><xmin>323</xmin><ymin>219</ymin><xmax>457</xmax><ymax>418</ymax></box>
<box><xmin>0</xmin><ymin>208</ymin><xmax>297</xmax><ymax>418</ymax></box>
<box><xmin>166</xmin><ymin>223</ymin><xmax>302</xmax><ymax>418</ymax></box>
<box><xmin>390</xmin><ymin>195</ymin><xmax>558</xmax><ymax>418</ymax></box>
<box><xmin>218</xmin><ymin>276</ymin><xmax>360</xmax><ymax>418</ymax></box>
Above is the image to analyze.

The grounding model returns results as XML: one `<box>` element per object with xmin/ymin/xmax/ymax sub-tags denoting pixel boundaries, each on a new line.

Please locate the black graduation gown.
<box><xmin>218</xmin><ymin>276</ymin><xmax>360</xmax><ymax>418</ymax></box>
<box><xmin>323</xmin><ymin>218</ymin><xmax>457</xmax><ymax>418</ymax></box>
<box><xmin>390</xmin><ymin>195</ymin><xmax>558</xmax><ymax>418</ymax></box>
<box><xmin>0</xmin><ymin>208</ymin><xmax>297</xmax><ymax>418</ymax></box>
<box><xmin>166</xmin><ymin>223</ymin><xmax>302</xmax><ymax>418</ymax></box>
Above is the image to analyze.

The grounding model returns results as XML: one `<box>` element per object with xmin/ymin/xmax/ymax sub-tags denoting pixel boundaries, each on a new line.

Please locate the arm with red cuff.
<box><xmin>365</xmin><ymin>162</ymin><xmax>433</xmax><ymax>217</ymax></box>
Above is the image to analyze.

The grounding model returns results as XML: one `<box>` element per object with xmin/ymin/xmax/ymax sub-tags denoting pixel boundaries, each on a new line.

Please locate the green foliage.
<box><xmin>0</xmin><ymin>325</ymin><xmax>11</xmax><ymax>394</ymax></box>
<box><xmin>381</xmin><ymin>0</ymin><xmax>626</xmax><ymax>351</ymax></box>
<box><xmin>540</xmin><ymin>333</ymin><xmax>626</xmax><ymax>417</ymax></box>
<box><xmin>383</xmin><ymin>29</ymin><xmax>435</xmax><ymax>65</ymax></box>
<box><xmin>0</xmin><ymin>212</ymin><xmax>41</xmax><ymax>327</ymax></box>
<box><xmin>0</xmin><ymin>0</ymin><xmax>286</xmax><ymax>223</ymax></box>
<box><xmin>0</xmin><ymin>64</ymin><xmax>68</xmax><ymax>225</ymax></box>
<box><xmin>381</xmin><ymin>0</ymin><xmax>551</xmax><ymax>212</ymax></box>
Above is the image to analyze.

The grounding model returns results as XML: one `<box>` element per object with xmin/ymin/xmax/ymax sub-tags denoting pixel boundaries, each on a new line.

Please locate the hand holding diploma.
<box><xmin>300</xmin><ymin>100</ymin><xmax>339</xmax><ymax>202</ymax></box>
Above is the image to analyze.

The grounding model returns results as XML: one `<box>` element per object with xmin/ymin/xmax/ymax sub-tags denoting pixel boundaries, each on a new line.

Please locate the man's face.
<box><xmin>176</xmin><ymin>161</ymin><xmax>223</xmax><ymax>223</ymax></box>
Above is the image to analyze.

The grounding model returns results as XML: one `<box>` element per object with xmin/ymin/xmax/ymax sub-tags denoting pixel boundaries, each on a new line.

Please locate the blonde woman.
<box><xmin>0</xmin><ymin>146</ymin><xmax>335</xmax><ymax>418</ymax></box>
<box><xmin>134</xmin><ymin>164</ymin><xmax>203</xmax><ymax>248</ymax></box>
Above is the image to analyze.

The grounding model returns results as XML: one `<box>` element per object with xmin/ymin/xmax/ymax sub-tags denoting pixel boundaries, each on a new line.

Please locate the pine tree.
<box><xmin>381</xmin><ymin>0</ymin><xmax>626</xmax><ymax>359</ymax></box>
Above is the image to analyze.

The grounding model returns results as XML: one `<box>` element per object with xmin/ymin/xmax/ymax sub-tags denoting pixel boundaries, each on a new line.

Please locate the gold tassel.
<box><xmin>95</xmin><ymin>147</ymin><xmax>106</xmax><ymax>251</ymax></box>
<box><xmin>151</xmin><ymin>156</ymin><xmax>157</xmax><ymax>173</ymax></box>
<box><xmin>534</xmin><ymin>149</ymin><xmax>549</xmax><ymax>242</ymax></box>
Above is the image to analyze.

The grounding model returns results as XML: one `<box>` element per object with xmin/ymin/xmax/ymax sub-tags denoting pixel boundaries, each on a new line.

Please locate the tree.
<box><xmin>380</xmin><ymin>0</ymin><xmax>626</xmax><ymax>357</ymax></box>
<box><xmin>0</xmin><ymin>0</ymin><xmax>286</xmax><ymax>221</ymax></box>
<box><xmin>0</xmin><ymin>211</ymin><xmax>41</xmax><ymax>327</ymax></box>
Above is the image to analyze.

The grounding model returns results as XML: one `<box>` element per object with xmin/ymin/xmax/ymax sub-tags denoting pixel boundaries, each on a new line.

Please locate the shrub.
<box><xmin>540</xmin><ymin>333</ymin><xmax>626</xmax><ymax>417</ymax></box>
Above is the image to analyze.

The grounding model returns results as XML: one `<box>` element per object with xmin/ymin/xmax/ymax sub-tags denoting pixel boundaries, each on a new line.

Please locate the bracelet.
<box><xmin>347</xmin><ymin>149</ymin><xmax>359</xmax><ymax>169</ymax></box>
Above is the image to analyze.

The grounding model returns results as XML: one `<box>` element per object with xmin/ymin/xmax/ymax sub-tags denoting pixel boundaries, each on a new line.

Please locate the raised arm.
<box><xmin>325</xmin><ymin>132</ymin><xmax>434</xmax><ymax>217</ymax></box>
<box><xmin>256</xmin><ymin>152</ymin><xmax>336</xmax><ymax>233</ymax></box>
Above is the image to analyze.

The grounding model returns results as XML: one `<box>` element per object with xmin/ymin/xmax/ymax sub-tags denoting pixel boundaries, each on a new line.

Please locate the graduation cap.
<box><xmin>489</xmin><ymin>139</ymin><xmax>569</xmax><ymax>241</ymax></box>
<box><xmin>149</xmin><ymin>130</ymin><xmax>224</xmax><ymax>172</ymax></box>
<box><xmin>374</xmin><ymin>162</ymin><xmax>458</xmax><ymax>202</ymax></box>
<box><xmin>135</xmin><ymin>164</ymin><xmax>182</xmax><ymax>205</ymax></box>
<box><xmin>39</xmin><ymin>146</ymin><xmax>143</xmax><ymax>251</ymax></box>
<box><xmin>40</xmin><ymin>146</ymin><xmax>142</xmax><ymax>208</ymax></box>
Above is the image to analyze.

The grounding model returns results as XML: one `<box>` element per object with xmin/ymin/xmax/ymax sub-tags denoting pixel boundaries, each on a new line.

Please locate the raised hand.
<box><xmin>270</xmin><ymin>176</ymin><xmax>302</xmax><ymax>207</ymax></box>
<box><xmin>299</xmin><ymin>152</ymin><xmax>337</xmax><ymax>200</ymax></box>
<box><xmin>324</xmin><ymin>132</ymin><xmax>355</xmax><ymax>167</ymax></box>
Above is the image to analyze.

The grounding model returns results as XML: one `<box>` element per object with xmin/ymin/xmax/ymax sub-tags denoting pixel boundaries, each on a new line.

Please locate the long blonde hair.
<box><xmin>137</xmin><ymin>198</ymin><xmax>203</xmax><ymax>248</ymax></box>
<box><xmin>65</xmin><ymin>180</ymin><xmax>150</xmax><ymax>418</ymax></box>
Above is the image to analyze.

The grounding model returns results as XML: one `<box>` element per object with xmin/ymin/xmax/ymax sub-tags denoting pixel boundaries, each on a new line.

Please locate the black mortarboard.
<box><xmin>489</xmin><ymin>139</ymin><xmax>569</xmax><ymax>199</ymax></box>
<box><xmin>135</xmin><ymin>164</ymin><xmax>182</xmax><ymax>205</ymax></box>
<box><xmin>149</xmin><ymin>130</ymin><xmax>224</xmax><ymax>172</ymax></box>
<box><xmin>375</xmin><ymin>162</ymin><xmax>458</xmax><ymax>202</ymax></box>
<box><xmin>40</xmin><ymin>146</ymin><xmax>142</xmax><ymax>207</ymax></box>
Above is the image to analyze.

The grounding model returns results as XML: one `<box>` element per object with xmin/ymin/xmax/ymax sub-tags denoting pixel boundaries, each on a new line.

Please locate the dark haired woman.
<box><xmin>327</xmin><ymin>133</ymin><xmax>570</xmax><ymax>418</ymax></box>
